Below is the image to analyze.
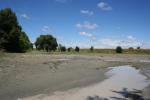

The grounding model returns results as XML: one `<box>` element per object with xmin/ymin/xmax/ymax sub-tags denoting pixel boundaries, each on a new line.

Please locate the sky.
<box><xmin>0</xmin><ymin>0</ymin><xmax>150</xmax><ymax>48</ymax></box>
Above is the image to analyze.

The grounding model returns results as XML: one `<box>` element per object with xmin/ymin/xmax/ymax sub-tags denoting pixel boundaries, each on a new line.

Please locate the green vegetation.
<box><xmin>35</xmin><ymin>34</ymin><xmax>58</xmax><ymax>52</ymax></box>
<box><xmin>129</xmin><ymin>47</ymin><xmax>134</xmax><ymax>50</ymax></box>
<box><xmin>60</xmin><ymin>46</ymin><xmax>66</xmax><ymax>52</ymax></box>
<box><xmin>137</xmin><ymin>46</ymin><xmax>140</xmax><ymax>49</ymax></box>
<box><xmin>75</xmin><ymin>46</ymin><xmax>80</xmax><ymax>52</ymax></box>
<box><xmin>67</xmin><ymin>47</ymin><xmax>72</xmax><ymax>52</ymax></box>
<box><xmin>116</xmin><ymin>46</ymin><xmax>123</xmax><ymax>53</ymax></box>
<box><xmin>0</xmin><ymin>8</ymin><xmax>32</xmax><ymax>52</ymax></box>
<box><xmin>90</xmin><ymin>46</ymin><xmax>94</xmax><ymax>52</ymax></box>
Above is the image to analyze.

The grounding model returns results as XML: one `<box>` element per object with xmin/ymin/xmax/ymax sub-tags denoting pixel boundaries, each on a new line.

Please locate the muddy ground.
<box><xmin>0</xmin><ymin>53</ymin><xmax>150</xmax><ymax>100</ymax></box>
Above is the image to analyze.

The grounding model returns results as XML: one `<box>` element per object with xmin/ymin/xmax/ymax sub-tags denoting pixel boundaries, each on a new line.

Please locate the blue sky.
<box><xmin>0</xmin><ymin>0</ymin><xmax>150</xmax><ymax>48</ymax></box>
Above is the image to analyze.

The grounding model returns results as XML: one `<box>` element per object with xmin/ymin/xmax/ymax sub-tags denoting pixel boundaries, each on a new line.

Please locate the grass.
<box><xmin>2</xmin><ymin>48</ymin><xmax>150</xmax><ymax>56</ymax></box>
<box><xmin>80</xmin><ymin>48</ymin><xmax>150</xmax><ymax>54</ymax></box>
<box><xmin>26</xmin><ymin>48</ymin><xmax>150</xmax><ymax>56</ymax></box>
<box><xmin>0</xmin><ymin>50</ymin><xmax>5</xmax><ymax>58</ymax></box>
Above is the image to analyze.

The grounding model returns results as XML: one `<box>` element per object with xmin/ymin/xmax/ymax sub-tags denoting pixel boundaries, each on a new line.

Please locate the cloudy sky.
<box><xmin>0</xmin><ymin>0</ymin><xmax>150</xmax><ymax>48</ymax></box>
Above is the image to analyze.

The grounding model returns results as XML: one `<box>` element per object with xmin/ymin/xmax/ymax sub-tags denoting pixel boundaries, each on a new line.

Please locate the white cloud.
<box><xmin>81</xmin><ymin>10</ymin><xmax>94</xmax><ymax>16</ymax></box>
<box><xmin>79</xmin><ymin>32</ymin><xmax>96</xmax><ymax>40</ymax></box>
<box><xmin>99</xmin><ymin>36</ymin><xmax>142</xmax><ymax>48</ymax></box>
<box><xmin>97</xmin><ymin>2</ymin><xmax>112</xmax><ymax>11</ymax></box>
<box><xmin>76</xmin><ymin>21</ymin><xmax>98</xmax><ymax>30</ymax></box>
<box><xmin>41</xmin><ymin>26</ymin><xmax>51</xmax><ymax>33</ymax></box>
<box><xmin>20</xmin><ymin>14</ymin><xmax>29</xmax><ymax>20</ymax></box>
<box><xmin>127</xmin><ymin>35</ymin><xmax>136</xmax><ymax>41</ymax></box>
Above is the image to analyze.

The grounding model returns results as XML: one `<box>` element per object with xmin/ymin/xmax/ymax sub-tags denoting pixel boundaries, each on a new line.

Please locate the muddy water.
<box><xmin>21</xmin><ymin>65</ymin><xmax>150</xmax><ymax>100</ymax></box>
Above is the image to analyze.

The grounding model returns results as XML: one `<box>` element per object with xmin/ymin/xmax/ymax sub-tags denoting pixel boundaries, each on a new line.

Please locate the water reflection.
<box><xmin>86</xmin><ymin>88</ymin><xmax>150</xmax><ymax>100</ymax></box>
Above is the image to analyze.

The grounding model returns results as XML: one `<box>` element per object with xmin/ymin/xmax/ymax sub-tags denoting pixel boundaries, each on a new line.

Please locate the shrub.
<box><xmin>75</xmin><ymin>46</ymin><xmax>80</xmax><ymax>52</ymax></box>
<box><xmin>137</xmin><ymin>46</ymin><xmax>140</xmax><ymax>49</ymax></box>
<box><xmin>90</xmin><ymin>46</ymin><xmax>94</xmax><ymax>52</ymax></box>
<box><xmin>67</xmin><ymin>47</ymin><xmax>72</xmax><ymax>52</ymax></box>
<box><xmin>116</xmin><ymin>46</ymin><xmax>123</xmax><ymax>53</ymax></box>
<box><xmin>60</xmin><ymin>46</ymin><xmax>66</xmax><ymax>52</ymax></box>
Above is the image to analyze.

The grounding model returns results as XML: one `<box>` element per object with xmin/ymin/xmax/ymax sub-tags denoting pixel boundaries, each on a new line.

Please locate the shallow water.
<box><xmin>21</xmin><ymin>65</ymin><xmax>150</xmax><ymax>100</ymax></box>
<box><xmin>140</xmin><ymin>60</ymin><xmax>150</xmax><ymax>63</ymax></box>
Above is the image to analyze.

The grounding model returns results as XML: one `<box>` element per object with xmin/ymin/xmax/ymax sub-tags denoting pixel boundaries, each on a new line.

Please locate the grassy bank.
<box><xmin>80</xmin><ymin>48</ymin><xmax>150</xmax><ymax>55</ymax></box>
<box><xmin>47</xmin><ymin>49</ymin><xmax>150</xmax><ymax>55</ymax></box>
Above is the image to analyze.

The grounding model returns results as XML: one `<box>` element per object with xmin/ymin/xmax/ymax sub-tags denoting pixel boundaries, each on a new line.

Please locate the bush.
<box><xmin>129</xmin><ymin>47</ymin><xmax>134</xmax><ymax>50</ymax></box>
<box><xmin>116</xmin><ymin>46</ymin><xmax>123</xmax><ymax>53</ymax></box>
<box><xmin>67</xmin><ymin>47</ymin><xmax>72</xmax><ymax>52</ymax></box>
<box><xmin>75</xmin><ymin>46</ymin><xmax>80</xmax><ymax>52</ymax></box>
<box><xmin>90</xmin><ymin>46</ymin><xmax>94</xmax><ymax>52</ymax></box>
<box><xmin>137</xmin><ymin>46</ymin><xmax>140</xmax><ymax>49</ymax></box>
<box><xmin>60</xmin><ymin>46</ymin><xmax>66</xmax><ymax>52</ymax></box>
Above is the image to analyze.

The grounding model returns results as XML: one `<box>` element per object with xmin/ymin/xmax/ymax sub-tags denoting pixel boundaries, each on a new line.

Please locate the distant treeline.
<box><xmin>80</xmin><ymin>48</ymin><xmax>150</xmax><ymax>54</ymax></box>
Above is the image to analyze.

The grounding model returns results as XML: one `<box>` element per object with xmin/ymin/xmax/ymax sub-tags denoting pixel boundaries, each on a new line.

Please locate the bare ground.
<box><xmin>0</xmin><ymin>53</ymin><xmax>150</xmax><ymax>100</ymax></box>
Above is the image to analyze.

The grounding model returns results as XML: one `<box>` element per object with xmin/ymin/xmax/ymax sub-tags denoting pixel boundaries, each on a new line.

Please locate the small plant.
<box><xmin>116</xmin><ymin>46</ymin><xmax>123</xmax><ymax>53</ymax></box>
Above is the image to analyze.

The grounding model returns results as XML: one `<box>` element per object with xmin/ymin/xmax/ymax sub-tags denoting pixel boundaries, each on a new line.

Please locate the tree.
<box><xmin>137</xmin><ymin>46</ymin><xmax>140</xmax><ymax>49</ymax></box>
<box><xmin>75</xmin><ymin>46</ymin><xmax>80</xmax><ymax>52</ymax></box>
<box><xmin>35</xmin><ymin>34</ymin><xmax>58</xmax><ymax>52</ymax></box>
<box><xmin>116</xmin><ymin>46</ymin><xmax>123</xmax><ymax>53</ymax></box>
<box><xmin>0</xmin><ymin>8</ymin><xmax>31</xmax><ymax>52</ymax></box>
<box><xmin>60</xmin><ymin>46</ymin><xmax>66</xmax><ymax>52</ymax></box>
<box><xmin>67</xmin><ymin>47</ymin><xmax>72</xmax><ymax>52</ymax></box>
<box><xmin>90</xmin><ymin>46</ymin><xmax>94</xmax><ymax>52</ymax></box>
<box><xmin>129</xmin><ymin>47</ymin><xmax>134</xmax><ymax>50</ymax></box>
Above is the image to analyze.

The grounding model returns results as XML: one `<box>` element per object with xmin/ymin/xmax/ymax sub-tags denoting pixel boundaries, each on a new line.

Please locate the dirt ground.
<box><xmin>0</xmin><ymin>53</ymin><xmax>150</xmax><ymax>100</ymax></box>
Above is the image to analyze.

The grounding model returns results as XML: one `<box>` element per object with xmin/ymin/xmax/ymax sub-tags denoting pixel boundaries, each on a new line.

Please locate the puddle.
<box><xmin>140</xmin><ymin>60</ymin><xmax>150</xmax><ymax>63</ymax></box>
<box><xmin>20</xmin><ymin>65</ymin><xmax>150</xmax><ymax>100</ymax></box>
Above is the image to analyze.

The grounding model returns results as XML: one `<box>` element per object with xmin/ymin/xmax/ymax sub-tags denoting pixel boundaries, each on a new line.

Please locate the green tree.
<box><xmin>0</xmin><ymin>8</ymin><xmax>31</xmax><ymax>52</ymax></box>
<box><xmin>137</xmin><ymin>46</ymin><xmax>140</xmax><ymax>49</ymax></box>
<box><xmin>90</xmin><ymin>46</ymin><xmax>94</xmax><ymax>52</ymax></box>
<box><xmin>75</xmin><ymin>46</ymin><xmax>80</xmax><ymax>52</ymax></box>
<box><xmin>67</xmin><ymin>47</ymin><xmax>72</xmax><ymax>52</ymax></box>
<box><xmin>129</xmin><ymin>47</ymin><xmax>134</xmax><ymax>50</ymax></box>
<box><xmin>35</xmin><ymin>34</ymin><xmax>58</xmax><ymax>52</ymax></box>
<box><xmin>116</xmin><ymin>46</ymin><xmax>123</xmax><ymax>53</ymax></box>
<box><xmin>60</xmin><ymin>46</ymin><xmax>66</xmax><ymax>52</ymax></box>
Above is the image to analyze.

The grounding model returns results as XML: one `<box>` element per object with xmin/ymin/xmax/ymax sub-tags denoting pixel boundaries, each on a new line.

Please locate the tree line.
<box><xmin>0</xmin><ymin>8</ymin><xmax>141</xmax><ymax>53</ymax></box>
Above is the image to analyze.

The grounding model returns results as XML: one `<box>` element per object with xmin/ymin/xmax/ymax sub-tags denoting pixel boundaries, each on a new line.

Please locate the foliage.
<box><xmin>60</xmin><ymin>46</ymin><xmax>66</xmax><ymax>52</ymax></box>
<box><xmin>75</xmin><ymin>46</ymin><xmax>80</xmax><ymax>52</ymax></box>
<box><xmin>67</xmin><ymin>47</ymin><xmax>72</xmax><ymax>52</ymax></box>
<box><xmin>35</xmin><ymin>34</ymin><xmax>58</xmax><ymax>52</ymax></box>
<box><xmin>116</xmin><ymin>46</ymin><xmax>123</xmax><ymax>53</ymax></box>
<box><xmin>129</xmin><ymin>47</ymin><xmax>134</xmax><ymax>50</ymax></box>
<box><xmin>90</xmin><ymin>46</ymin><xmax>94</xmax><ymax>52</ymax></box>
<box><xmin>137</xmin><ymin>46</ymin><xmax>140</xmax><ymax>49</ymax></box>
<box><xmin>0</xmin><ymin>8</ymin><xmax>31</xmax><ymax>52</ymax></box>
